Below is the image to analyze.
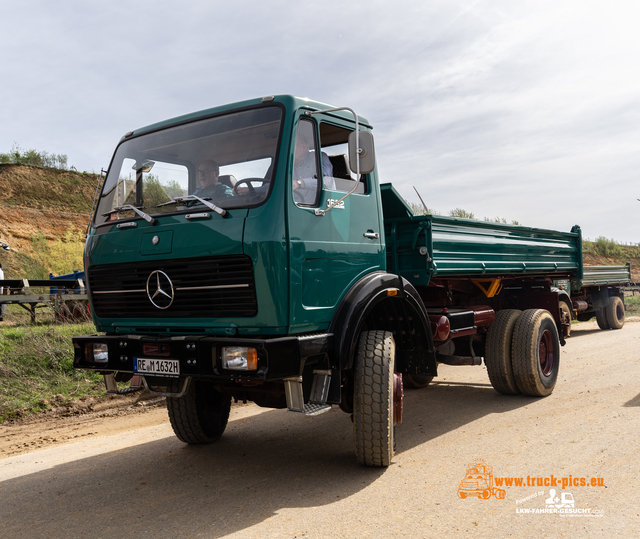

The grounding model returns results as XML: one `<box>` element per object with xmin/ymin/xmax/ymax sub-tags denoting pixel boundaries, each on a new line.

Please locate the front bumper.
<box><xmin>72</xmin><ymin>333</ymin><xmax>333</xmax><ymax>382</ymax></box>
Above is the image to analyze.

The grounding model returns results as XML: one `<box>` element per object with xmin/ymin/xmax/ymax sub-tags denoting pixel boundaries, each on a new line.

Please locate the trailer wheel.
<box><xmin>595</xmin><ymin>308</ymin><xmax>610</xmax><ymax>330</ymax></box>
<box><xmin>511</xmin><ymin>309</ymin><xmax>560</xmax><ymax>397</ymax></box>
<box><xmin>559</xmin><ymin>301</ymin><xmax>572</xmax><ymax>337</ymax></box>
<box><xmin>354</xmin><ymin>330</ymin><xmax>396</xmax><ymax>467</ymax></box>
<box><xmin>403</xmin><ymin>374</ymin><xmax>434</xmax><ymax>389</ymax></box>
<box><xmin>485</xmin><ymin>309</ymin><xmax>522</xmax><ymax>394</ymax></box>
<box><xmin>166</xmin><ymin>379</ymin><xmax>231</xmax><ymax>444</ymax></box>
<box><xmin>605</xmin><ymin>296</ymin><xmax>625</xmax><ymax>329</ymax></box>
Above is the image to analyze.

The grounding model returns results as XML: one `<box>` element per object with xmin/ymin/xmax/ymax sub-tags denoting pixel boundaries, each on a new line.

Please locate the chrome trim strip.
<box><xmin>93</xmin><ymin>284</ymin><xmax>249</xmax><ymax>295</ymax></box>
<box><xmin>175</xmin><ymin>284</ymin><xmax>250</xmax><ymax>291</ymax></box>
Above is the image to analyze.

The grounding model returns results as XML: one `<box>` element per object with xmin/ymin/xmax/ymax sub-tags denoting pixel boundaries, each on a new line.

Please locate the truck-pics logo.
<box><xmin>457</xmin><ymin>460</ymin><xmax>506</xmax><ymax>500</ymax></box>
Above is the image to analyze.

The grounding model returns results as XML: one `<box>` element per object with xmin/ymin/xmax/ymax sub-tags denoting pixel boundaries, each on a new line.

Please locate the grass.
<box><xmin>624</xmin><ymin>295</ymin><xmax>640</xmax><ymax>315</ymax></box>
<box><xmin>0</xmin><ymin>308</ymin><xmax>106</xmax><ymax>422</ymax></box>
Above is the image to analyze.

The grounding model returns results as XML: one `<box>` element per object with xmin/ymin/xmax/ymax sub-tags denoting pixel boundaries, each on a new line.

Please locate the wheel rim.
<box><xmin>538</xmin><ymin>329</ymin><xmax>555</xmax><ymax>376</ymax></box>
<box><xmin>393</xmin><ymin>372</ymin><xmax>404</xmax><ymax>425</ymax></box>
<box><xmin>616</xmin><ymin>302</ymin><xmax>624</xmax><ymax>321</ymax></box>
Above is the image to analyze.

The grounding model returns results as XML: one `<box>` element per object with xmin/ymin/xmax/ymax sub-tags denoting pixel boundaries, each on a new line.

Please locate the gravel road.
<box><xmin>1</xmin><ymin>319</ymin><xmax>639</xmax><ymax>538</ymax></box>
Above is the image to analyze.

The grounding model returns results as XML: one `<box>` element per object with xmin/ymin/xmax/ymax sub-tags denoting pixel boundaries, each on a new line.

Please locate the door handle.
<box><xmin>363</xmin><ymin>231</ymin><xmax>379</xmax><ymax>239</ymax></box>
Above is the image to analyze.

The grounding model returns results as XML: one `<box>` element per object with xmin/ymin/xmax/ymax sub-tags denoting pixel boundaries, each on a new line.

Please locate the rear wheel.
<box><xmin>511</xmin><ymin>309</ymin><xmax>560</xmax><ymax>397</ymax></box>
<box><xmin>485</xmin><ymin>309</ymin><xmax>522</xmax><ymax>394</ymax></box>
<box><xmin>595</xmin><ymin>308</ymin><xmax>610</xmax><ymax>330</ymax></box>
<box><xmin>605</xmin><ymin>296</ymin><xmax>625</xmax><ymax>329</ymax></box>
<box><xmin>167</xmin><ymin>379</ymin><xmax>231</xmax><ymax>444</ymax></box>
<box><xmin>559</xmin><ymin>301</ymin><xmax>572</xmax><ymax>337</ymax></box>
<box><xmin>354</xmin><ymin>330</ymin><xmax>396</xmax><ymax>467</ymax></box>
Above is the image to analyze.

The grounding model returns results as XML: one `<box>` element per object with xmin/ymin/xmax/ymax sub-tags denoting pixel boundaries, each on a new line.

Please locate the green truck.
<box><xmin>73</xmin><ymin>95</ymin><xmax>584</xmax><ymax>466</ymax></box>
<box><xmin>554</xmin><ymin>264</ymin><xmax>629</xmax><ymax>335</ymax></box>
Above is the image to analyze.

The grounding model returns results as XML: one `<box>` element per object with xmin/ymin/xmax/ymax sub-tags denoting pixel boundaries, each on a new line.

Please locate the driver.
<box><xmin>194</xmin><ymin>160</ymin><xmax>232</xmax><ymax>199</ymax></box>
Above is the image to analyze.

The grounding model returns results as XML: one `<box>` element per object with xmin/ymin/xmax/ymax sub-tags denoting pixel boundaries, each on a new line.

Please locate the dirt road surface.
<box><xmin>1</xmin><ymin>319</ymin><xmax>639</xmax><ymax>538</ymax></box>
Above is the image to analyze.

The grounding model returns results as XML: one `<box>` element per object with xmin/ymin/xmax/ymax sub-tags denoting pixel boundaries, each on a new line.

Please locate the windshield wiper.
<box><xmin>156</xmin><ymin>195</ymin><xmax>228</xmax><ymax>218</ymax></box>
<box><xmin>102</xmin><ymin>205</ymin><xmax>157</xmax><ymax>225</ymax></box>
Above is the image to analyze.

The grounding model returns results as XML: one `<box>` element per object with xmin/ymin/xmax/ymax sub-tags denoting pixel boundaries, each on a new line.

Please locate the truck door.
<box><xmin>288</xmin><ymin>115</ymin><xmax>384</xmax><ymax>332</ymax></box>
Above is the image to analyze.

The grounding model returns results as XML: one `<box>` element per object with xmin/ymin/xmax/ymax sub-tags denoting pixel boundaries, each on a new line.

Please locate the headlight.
<box><xmin>86</xmin><ymin>343</ymin><xmax>109</xmax><ymax>363</ymax></box>
<box><xmin>221</xmin><ymin>347</ymin><xmax>257</xmax><ymax>371</ymax></box>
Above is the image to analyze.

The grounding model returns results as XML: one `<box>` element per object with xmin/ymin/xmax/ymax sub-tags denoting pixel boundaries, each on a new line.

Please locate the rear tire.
<box><xmin>485</xmin><ymin>309</ymin><xmax>522</xmax><ymax>394</ymax></box>
<box><xmin>595</xmin><ymin>308</ymin><xmax>610</xmax><ymax>330</ymax></box>
<box><xmin>559</xmin><ymin>301</ymin><xmax>572</xmax><ymax>337</ymax></box>
<box><xmin>511</xmin><ymin>309</ymin><xmax>560</xmax><ymax>397</ymax></box>
<box><xmin>167</xmin><ymin>379</ymin><xmax>231</xmax><ymax>444</ymax></box>
<box><xmin>605</xmin><ymin>296</ymin><xmax>625</xmax><ymax>329</ymax></box>
<box><xmin>354</xmin><ymin>330</ymin><xmax>395</xmax><ymax>467</ymax></box>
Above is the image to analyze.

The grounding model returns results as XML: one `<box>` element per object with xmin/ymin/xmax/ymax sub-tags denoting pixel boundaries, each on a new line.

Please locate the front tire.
<box><xmin>354</xmin><ymin>330</ymin><xmax>395</xmax><ymax>467</ymax></box>
<box><xmin>167</xmin><ymin>379</ymin><xmax>231</xmax><ymax>444</ymax></box>
<box><xmin>605</xmin><ymin>296</ymin><xmax>625</xmax><ymax>329</ymax></box>
<box><xmin>511</xmin><ymin>309</ymin><xmax>560</xmax><ymax>397</ymax></box>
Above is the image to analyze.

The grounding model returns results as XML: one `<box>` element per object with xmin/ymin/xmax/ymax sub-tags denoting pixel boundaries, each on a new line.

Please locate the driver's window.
<box><xmin>292</xmin><ymin>119</ymin><xmax>320</xmax><ymax>206</ymax></box>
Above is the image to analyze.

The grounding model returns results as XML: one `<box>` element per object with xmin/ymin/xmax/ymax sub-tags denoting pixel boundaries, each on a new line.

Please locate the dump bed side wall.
<box><xmin>380</xmin><ymin>184</ymin><xmax>582</xmax><ymax>285</ymax></box>
<box><xmin>575</xmin><ymin>263</ymin><xmax>631</xmax><ymax>288</ymax></box>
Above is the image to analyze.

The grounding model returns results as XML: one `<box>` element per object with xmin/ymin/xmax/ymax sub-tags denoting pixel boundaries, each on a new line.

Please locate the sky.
<box><xmin>2</xmin><ymin>0</ymin><xmax>640</xmax><ymax>243</ymax></box>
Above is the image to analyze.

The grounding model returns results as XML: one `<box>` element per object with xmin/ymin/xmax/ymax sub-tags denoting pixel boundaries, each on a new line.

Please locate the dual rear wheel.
<box><xmin>485</xmin><ymin>309</ymin><xmax>560</xmax><ymax>397</ymax></box>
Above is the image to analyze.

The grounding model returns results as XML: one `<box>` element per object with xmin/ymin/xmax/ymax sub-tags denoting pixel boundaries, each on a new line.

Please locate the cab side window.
<box><xmin>293</xmin><ymin>119</ymin><xmax>335</xmax><ymax>206</ymax></box>
<box><xmin>319</xmin><ymin>123</ymin><xmax>367</xmax><ymax>194</ymax></box>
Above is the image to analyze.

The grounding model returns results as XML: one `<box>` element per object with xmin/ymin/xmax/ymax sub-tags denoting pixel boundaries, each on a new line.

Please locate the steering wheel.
<box><xmin>232</xmin><ymin>178</ymin><xmax>266</xmax><ymax>196</ymax></box>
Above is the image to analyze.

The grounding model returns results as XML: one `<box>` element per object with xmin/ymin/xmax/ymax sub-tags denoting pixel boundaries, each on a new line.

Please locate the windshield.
<box><xmin>95</xmin><ymin>106</ymin><xmax>282</xmax><ymax>225</ymax></box>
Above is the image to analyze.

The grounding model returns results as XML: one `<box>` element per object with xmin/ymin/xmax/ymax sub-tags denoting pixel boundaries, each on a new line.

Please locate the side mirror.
<box><xmin>348</xmin><ymin>130</ymin><xmax>375</xmax><ymax>175</ymax></box>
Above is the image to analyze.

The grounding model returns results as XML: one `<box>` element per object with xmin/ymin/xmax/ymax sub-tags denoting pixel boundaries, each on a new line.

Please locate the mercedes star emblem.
<box><xmin>146</xmin><ymin>270</ymin><xmax>174</xmax><ymax>309</ymax></box>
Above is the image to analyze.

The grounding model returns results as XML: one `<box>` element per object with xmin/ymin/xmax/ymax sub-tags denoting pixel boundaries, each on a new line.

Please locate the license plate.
<box><xmin>134</xmin><ymin>357</ymin><xmax>180</xmax><ymax>377</ymax></box>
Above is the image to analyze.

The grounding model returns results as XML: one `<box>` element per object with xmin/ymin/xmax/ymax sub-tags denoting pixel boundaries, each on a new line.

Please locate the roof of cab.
<box><xmin>120</xmin><ymin>95</ymin><xmax>372</xmax><ymax>142</ymax></box>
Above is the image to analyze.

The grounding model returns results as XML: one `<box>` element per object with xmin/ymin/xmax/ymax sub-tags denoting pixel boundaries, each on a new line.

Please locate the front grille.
<box><xmin>89</xmin><ymin>255</ymin><xmax>257</xmax><ymax>318</ymax></box>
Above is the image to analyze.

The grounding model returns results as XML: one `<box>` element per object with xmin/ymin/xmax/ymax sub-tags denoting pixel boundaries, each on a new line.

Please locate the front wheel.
<box><xmin>167</xmin><ymin>379</ymin><xmax>231</xmax><ymax>444</ymax></box>
<box><xmin>511</xmin><ymin>309</ymin><xmax>560</xmax><ymax>397</ymax></box>
<box><xmin>354</xmin><ymin>330</ymin><xmax>396</xmax><ymax>467</ymax></box>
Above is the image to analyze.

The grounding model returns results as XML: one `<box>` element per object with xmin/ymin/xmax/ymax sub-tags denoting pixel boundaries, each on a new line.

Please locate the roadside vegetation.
<box><xmin>2</xmin><ymin>228</ymin><xmax>85</xmax><ymax>279</ymax></box>
<box><xmin>0</xmin><ymin>143</ymin><xmax>69</xmax><ymax>170</ymax></box>
<box><xmin>0</xmin><ymin>317</ymin><xmax>104</xmax><ymax>422</ymax></box>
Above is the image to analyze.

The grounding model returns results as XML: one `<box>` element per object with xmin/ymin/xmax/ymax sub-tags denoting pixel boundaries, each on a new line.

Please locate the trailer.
<box><xmin>0</xmin><ymin>277</ymin><xmax>88</xmax><ymax>322</ymax></box>
<box><xmin>554</xmin><ymin>263</ymin><xmax>630</xmax><ymax>334</ymax></box>
<box><xmin>73</xmin><ymin>95</ymin><xmax>584</xmax><ymax>466</ymax></box>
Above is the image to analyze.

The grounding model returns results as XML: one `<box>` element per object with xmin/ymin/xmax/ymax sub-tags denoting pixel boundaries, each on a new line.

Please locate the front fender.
<box><xmin>329</xmin><ymin>271</ymin><xmax>436</xmax><ymax>374</ymax></box>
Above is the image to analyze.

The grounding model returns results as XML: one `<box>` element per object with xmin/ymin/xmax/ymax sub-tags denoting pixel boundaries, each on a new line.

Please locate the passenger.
<box><xmin>194</xmin><ymin>160</ymin><xmax>232</xmax><ymax>199</ymax></box>
<box><xmin>292</xmin><ymin>132</ymin><xmax>335</xmax><ymax>204</ymax></box>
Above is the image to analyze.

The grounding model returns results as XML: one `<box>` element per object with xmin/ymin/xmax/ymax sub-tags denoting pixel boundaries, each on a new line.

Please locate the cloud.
<box><xmin>1</xmin><ymin>0</ymin><xmax>640</xmax><ymax>241</ymax></box>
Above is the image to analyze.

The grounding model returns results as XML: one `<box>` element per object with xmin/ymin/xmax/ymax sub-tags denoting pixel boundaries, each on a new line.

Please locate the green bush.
<box><xmin>0</xmin><ymin>143</ymin><xmax>68</xmax><ymax>169</ymax></box>
<box><xmin>593</xmin><ymin>236</ymin><xmax>624</xmax><ymax>258</ymax></box>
